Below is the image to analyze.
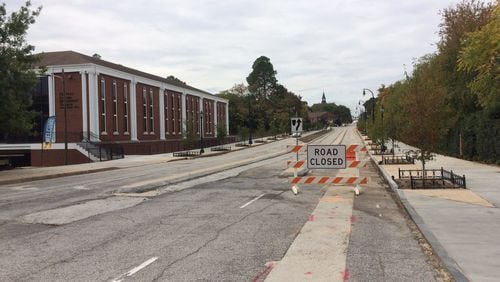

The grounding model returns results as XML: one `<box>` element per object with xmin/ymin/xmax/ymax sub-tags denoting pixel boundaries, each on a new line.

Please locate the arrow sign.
<box><xmin>291</xmin><ymin>117</ymin><xmax>303</xmax><ymax>133</ymax></box>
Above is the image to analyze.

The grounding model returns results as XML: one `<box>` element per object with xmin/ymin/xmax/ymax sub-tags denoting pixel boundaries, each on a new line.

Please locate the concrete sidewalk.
<box><xmin>363</xmin><ymin>136</ymin><xmax>500</xmax><ymax>282</ymax></box>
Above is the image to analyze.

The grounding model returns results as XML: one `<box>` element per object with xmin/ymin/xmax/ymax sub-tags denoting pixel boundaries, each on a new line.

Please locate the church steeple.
<box><xmin>321</xmin><ymin>91</ymin><xmax>326</xmax><ymax>104</ymax></box>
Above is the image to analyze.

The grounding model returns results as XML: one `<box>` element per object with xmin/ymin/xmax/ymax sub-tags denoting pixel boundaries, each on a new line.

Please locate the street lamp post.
<box><xmin>200</xmin><ymin>110</ymin><xmax>205</xmax><ymax>154</ymax></box>
<box><xmin>362</xmin><ymin>88</ymin><xmax>375</xmax><ymax>124</ymax></box>
<box><xmin>380</xmin><ymin>105</ymin><xmax>385</xmax><ymax>156</ymax></box>
<box><xmin>358</xmin><ymin>100</ymin><xmax>367</xmax><ymax>134</ymax></box>
<box><xmin>247</xmin><ymin>94</ymin><xmax>253</xmax><ymax>145</ymax></box>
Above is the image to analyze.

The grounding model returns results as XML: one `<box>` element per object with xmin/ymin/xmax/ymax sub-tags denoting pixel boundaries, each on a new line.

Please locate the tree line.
<box><xmin>218</xmin><ymin>56</ymin><xmax>352</xmax><ymax>140</ymax></box>
<box><xmin>358</xmin><ymin>0</ymin><xmax>499</xmax><ymax>165</ymax></box>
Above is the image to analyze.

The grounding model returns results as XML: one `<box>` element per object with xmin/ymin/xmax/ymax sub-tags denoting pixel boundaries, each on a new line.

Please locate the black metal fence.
<box><xmin>210</xmin><ymin>146</ymin><xmax>231</xmax><ymax>152</ymax></box>
<box><xmin>399</xmin><ymin>167</ymin><xmax>466</xmax><ymax>189</ymax></box>
<box><xmin>383</xmin><ymin>155</ymin><xmax>415</xmax><ymax>165</ymax></box>
<box><xmin>173</xmin><ymin>151</ymin><xmax>200</xmax><ymax>157</ymax></box>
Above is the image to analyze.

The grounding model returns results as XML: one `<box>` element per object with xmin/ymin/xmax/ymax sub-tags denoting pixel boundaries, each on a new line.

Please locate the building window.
<box><xmin>171</xmin><ymin>94</ymin><xmax>176</xmax><ymax>135</ymax></box>
<box><xmin>100</xmin><ymin>78</ymin><xmax>107</xmax><ymax>134</ymax></box>
<box><xmin>164</xmin><ymin>93</ymin><xmax>169</xmax><ymax>135</ymax></box>
<box><xmin>149</xmin><ymin>89</ymin><xmax>154</xmax><ymax>133</ymax></box>
<box><xmin>112</xmin><ymin>81</ymin><xmax>118</xmax><ymax>134</ymax></box>
<box><xmin>142</xmin><ymin>87</ymin><xmax>148</xmax><ymax>133</ymax></box>
<box><xmin>195</xmin><ymin>97</ymin><xmax>199</xmax><ymax>134</ymax></box>
<box><xmin>178</xmin><ymin>94</ymin><xmax>181</xmax><ymax>134</ymax></box>
<box><xmin>123</xmin><ymin>84</ymin><xmax>129</xmax><ymax>134</ymax></box>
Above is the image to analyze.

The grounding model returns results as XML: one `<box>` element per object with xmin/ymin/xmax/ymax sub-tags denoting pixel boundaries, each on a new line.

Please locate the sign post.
<box><xmin>290</xmin><ymin>117</ymin><xmax>303</xmax><ymax>162</ymax></box>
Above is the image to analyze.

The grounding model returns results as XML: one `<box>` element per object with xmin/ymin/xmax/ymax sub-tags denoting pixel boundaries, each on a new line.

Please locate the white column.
<box><xmin>181</xmin><ymin>92</ymin><xmax>187</xmax><ymax>135</ymax></box>
<box><xmin>88</xmin><ymin>71</ymin><xmax>100</xmax><ymax>141</ymax></box>
<box><xmin>81</xmin><ymin>72</ymin><xmax>88</xmax><ymax>139</ymax></box>
<box><xmin>159</xmin><ymin>88</ymin><xmax>165</xmax><ymax>140</ymax></box>
<box><xmin>214</xmin><ymin>101</ymin><xmax>218</xmax><ymax>137</ymax></box>
<box><xmin>48</xmin><ymin>74</ymin><xmax>55</xmax><ymax>116</ymax></box>
<box><xmin>225</xmin><ymin>102</ymin><xmax>229</xmax><ymax>135</ymax></box>
<box><xmin>129</xmin><ymin>80</ymin><xmax>138</xmax><ymax>141</ymax></box>
<box><xmin>47</xmin><ymin>73</ymin><xmax>56</xmax><ymax>141</ymax></box>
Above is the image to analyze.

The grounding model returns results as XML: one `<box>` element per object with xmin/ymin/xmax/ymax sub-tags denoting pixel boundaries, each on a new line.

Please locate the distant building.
<box><xmin>0</xmin><ymin>51</ymin><xmax>229</xmax><ymax>166</ymax></box>
<box><xmin>321</xmin><ymin>91</ymin><xmax>326</xmax><ymax>104</ymax></box>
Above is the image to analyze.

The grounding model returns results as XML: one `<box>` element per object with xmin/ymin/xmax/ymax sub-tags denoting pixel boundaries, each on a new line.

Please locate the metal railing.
<box><xmin>383</xmin><ymin>155</ymin><xmax>415</xmax><ymax>165</ymax></box>
<box><xmin>211</xmin><ymin>146</ymin><xmax>231</xmax><ymax>152</ymax></box>
<box><xmin>399</xmin><ymin>167</ymin><xmax>466</xmax><ymax>189</ymax></box>
<box><xmin>173</xmin><ymin>151</ymin><xmax>200</xmax><ymax>157</ymax></box>
<box><xmin>78</xmin><ymin>131</ymin><xmax>124</xmax><ymax>161</ymax></box>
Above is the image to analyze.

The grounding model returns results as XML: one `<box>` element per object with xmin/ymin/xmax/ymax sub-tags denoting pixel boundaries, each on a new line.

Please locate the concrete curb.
<box><xmin>0</xmin><ymin>167</ymin><xmax>120</xmax><ymax>186</ymax></box>
<box><xmin>356</xmin><ymin>130</ymin><xmax>469</xmax><ymax>282</ymax></box>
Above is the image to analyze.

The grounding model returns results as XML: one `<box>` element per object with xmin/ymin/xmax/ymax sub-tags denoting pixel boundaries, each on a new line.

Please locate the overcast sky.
<box><xmin>6</xmin><ymin>0</ymin><xmax>473</xmax><ymax>112</ymax></box>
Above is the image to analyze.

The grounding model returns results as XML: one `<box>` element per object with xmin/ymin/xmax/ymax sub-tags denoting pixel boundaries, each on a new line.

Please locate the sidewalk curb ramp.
<box><xmin>357</xmin><ymin>130</ymin><xmax>469</xmax><ymax>282</ymax></box>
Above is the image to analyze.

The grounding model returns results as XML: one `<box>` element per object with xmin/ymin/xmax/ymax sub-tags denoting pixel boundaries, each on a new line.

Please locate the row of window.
<box><xmin>100</xmin><ymin>79</ymin><xmax>129</xmax><ymax>135</ymax></box>
<box><xmin>99</xmin><ymin>79</ymin><xmax>224</xmax><ymax>136</ymax></box>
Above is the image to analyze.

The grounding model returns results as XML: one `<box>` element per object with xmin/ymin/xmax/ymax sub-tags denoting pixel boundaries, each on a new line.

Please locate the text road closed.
<box><xmin>307</xmin><ymin>145</ymin><xmax>346</xmax><ymax>169</ymax></box>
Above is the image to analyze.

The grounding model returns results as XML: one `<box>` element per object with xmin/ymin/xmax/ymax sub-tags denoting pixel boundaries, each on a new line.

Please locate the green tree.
<box><xmin>246</xmin><ymin>56</ymin><xmax>277</xmax><ymax>100</ymax></box>
<box><xmin>0</xmin><ymin>1</ymin><xmax>42</xmax><ymax>140</ymax></box>
<box><xmin>217</xmin><ymin>84</ymin><xmax>248</xmax><ymax>135</ymax></box>
<box><xmin>437</xmin><ymin>0</ymin><xmax>494</xmax><ymax>156</ymax></box>
<box><xmin>215</xmin><ymin>123</ymin><xmax>227</xmax><ymax>145</ymax></box>
<box><xmin>182</xmin><ymin>118</ymin><xmax>197</xmax><ymax>149</ymax></box>
<box><xmin>403</xmin><ymin>55</ymin><xmax>448</xmax><ymax>171</ymax></box>
<box><xmin>457</xmin><ymin>4</ymin><xmax>500</xmax><ymax>117</ymax></box>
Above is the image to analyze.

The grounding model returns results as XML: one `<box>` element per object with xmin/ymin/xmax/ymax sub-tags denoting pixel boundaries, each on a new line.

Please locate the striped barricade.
<box><xmin>289</xmin><ymin>176</ymin><xmax>369</xmax><ymax>185</ymax></box>
<box><xmin>287</xmin><ymin>159</ymin><xmax>369</xmax><ymax>169</ymax></box>
<box><xmin>287</xmin><ymin>145</ymin><xmax>306</xmax><ymax>153</ymax></box>
<box><xmin>287</xmin><ymin>144</ymin><xmax>367</xmax><ymax>153</ymax></box>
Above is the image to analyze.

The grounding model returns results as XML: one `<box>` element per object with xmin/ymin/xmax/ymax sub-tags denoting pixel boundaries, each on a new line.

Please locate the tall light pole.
<box><xmin>362</xmin><ymin>88</ymin><xmax>375</xmax><ymax>124</ymax></box>
<box><xmin>358</xmin><ymin>100</ymin><xmax>367</xmax><ymax>134</ymax></box>
<box><xmin>380</xmin><ymin>105</ymin><xmax>385</xmax><ymax>155</ymax></box>
<box><xmin>247</xmin><ymin>94</ymin><xmax>253</xmax><ymax>145</ymax></box>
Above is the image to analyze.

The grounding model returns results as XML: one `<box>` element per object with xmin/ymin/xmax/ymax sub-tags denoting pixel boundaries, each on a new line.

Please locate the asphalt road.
<box><xmin>0</xmin><ymin>126</ymin><xmax>440</xmax><ymax>281</ymax></box>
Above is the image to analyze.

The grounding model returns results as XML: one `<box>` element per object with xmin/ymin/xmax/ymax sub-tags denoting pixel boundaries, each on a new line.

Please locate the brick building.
<box><xmin>1</xmin><ymin>51</ymin><xmax>229</xmax><ymax>166</ymax></box>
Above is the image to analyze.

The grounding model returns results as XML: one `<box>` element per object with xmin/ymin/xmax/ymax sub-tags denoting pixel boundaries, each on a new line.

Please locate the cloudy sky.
<box><xmin>6</xmin><ymin>0</ymin><xmax>473</xmax><ymax>112</ymax></box>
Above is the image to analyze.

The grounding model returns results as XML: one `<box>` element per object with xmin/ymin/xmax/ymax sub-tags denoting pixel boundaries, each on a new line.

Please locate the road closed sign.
<box><xmin>307</xmin><ymin>145</ymin><xmax>346</xmax><ymax>169</ymax></box>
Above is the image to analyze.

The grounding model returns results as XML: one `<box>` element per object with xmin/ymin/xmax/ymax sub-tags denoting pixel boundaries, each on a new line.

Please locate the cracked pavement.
<box><xmin>0</xmin><ymin>147</ymin><xmax>324</xmax><ymax>281</ymax></box>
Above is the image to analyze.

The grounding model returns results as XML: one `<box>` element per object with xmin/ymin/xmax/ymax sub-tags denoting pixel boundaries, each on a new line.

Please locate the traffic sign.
<box><xmin>307</xmin><ymin>145</ymin><xmax>346</xmax><ymax>169</ymax></box>
<box><xmin>290</xmin><ymin>117</ymin><xmax>303</xmax><ymax>133</ymax></box>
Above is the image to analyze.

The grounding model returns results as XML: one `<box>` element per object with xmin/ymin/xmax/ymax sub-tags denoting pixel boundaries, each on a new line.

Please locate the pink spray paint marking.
<box><xmin>252</xmin><ymin>261</ymin><xmax>277</xmax><ymax>282</ymax></box>
<box><xmin>350</xmin><ymin>215</ymin><xmax>357</xmax><ymax>223</ymax></box>
<box><xmin>308</xmin><ymin>215</ymin><xmax>315</xmax><ymax>221</ymax></box>
<box><xmin>341</xmin><ymin>269</ymin><xmax>350</xmax><ymax>281</ymax></box>
<box><xmin>304</xmin><ymin>272</ymin><xmax>313</xmax><ymax>275</ymax></box>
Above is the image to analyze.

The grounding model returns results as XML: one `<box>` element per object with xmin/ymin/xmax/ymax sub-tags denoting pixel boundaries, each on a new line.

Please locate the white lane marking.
<box><xmin>73</xmin><ymin>185</ymin><xmax>89</xmax><ymax>190</ymax></box>
<box><xmin>111</xmin><ymin>257</ymin><xmax>158</xmax><ymax>282</ymax></box>
<box><xmin>240</xmin><ymin>194</ymin><xmax>266</xmax><ymax>209</ymax></box>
